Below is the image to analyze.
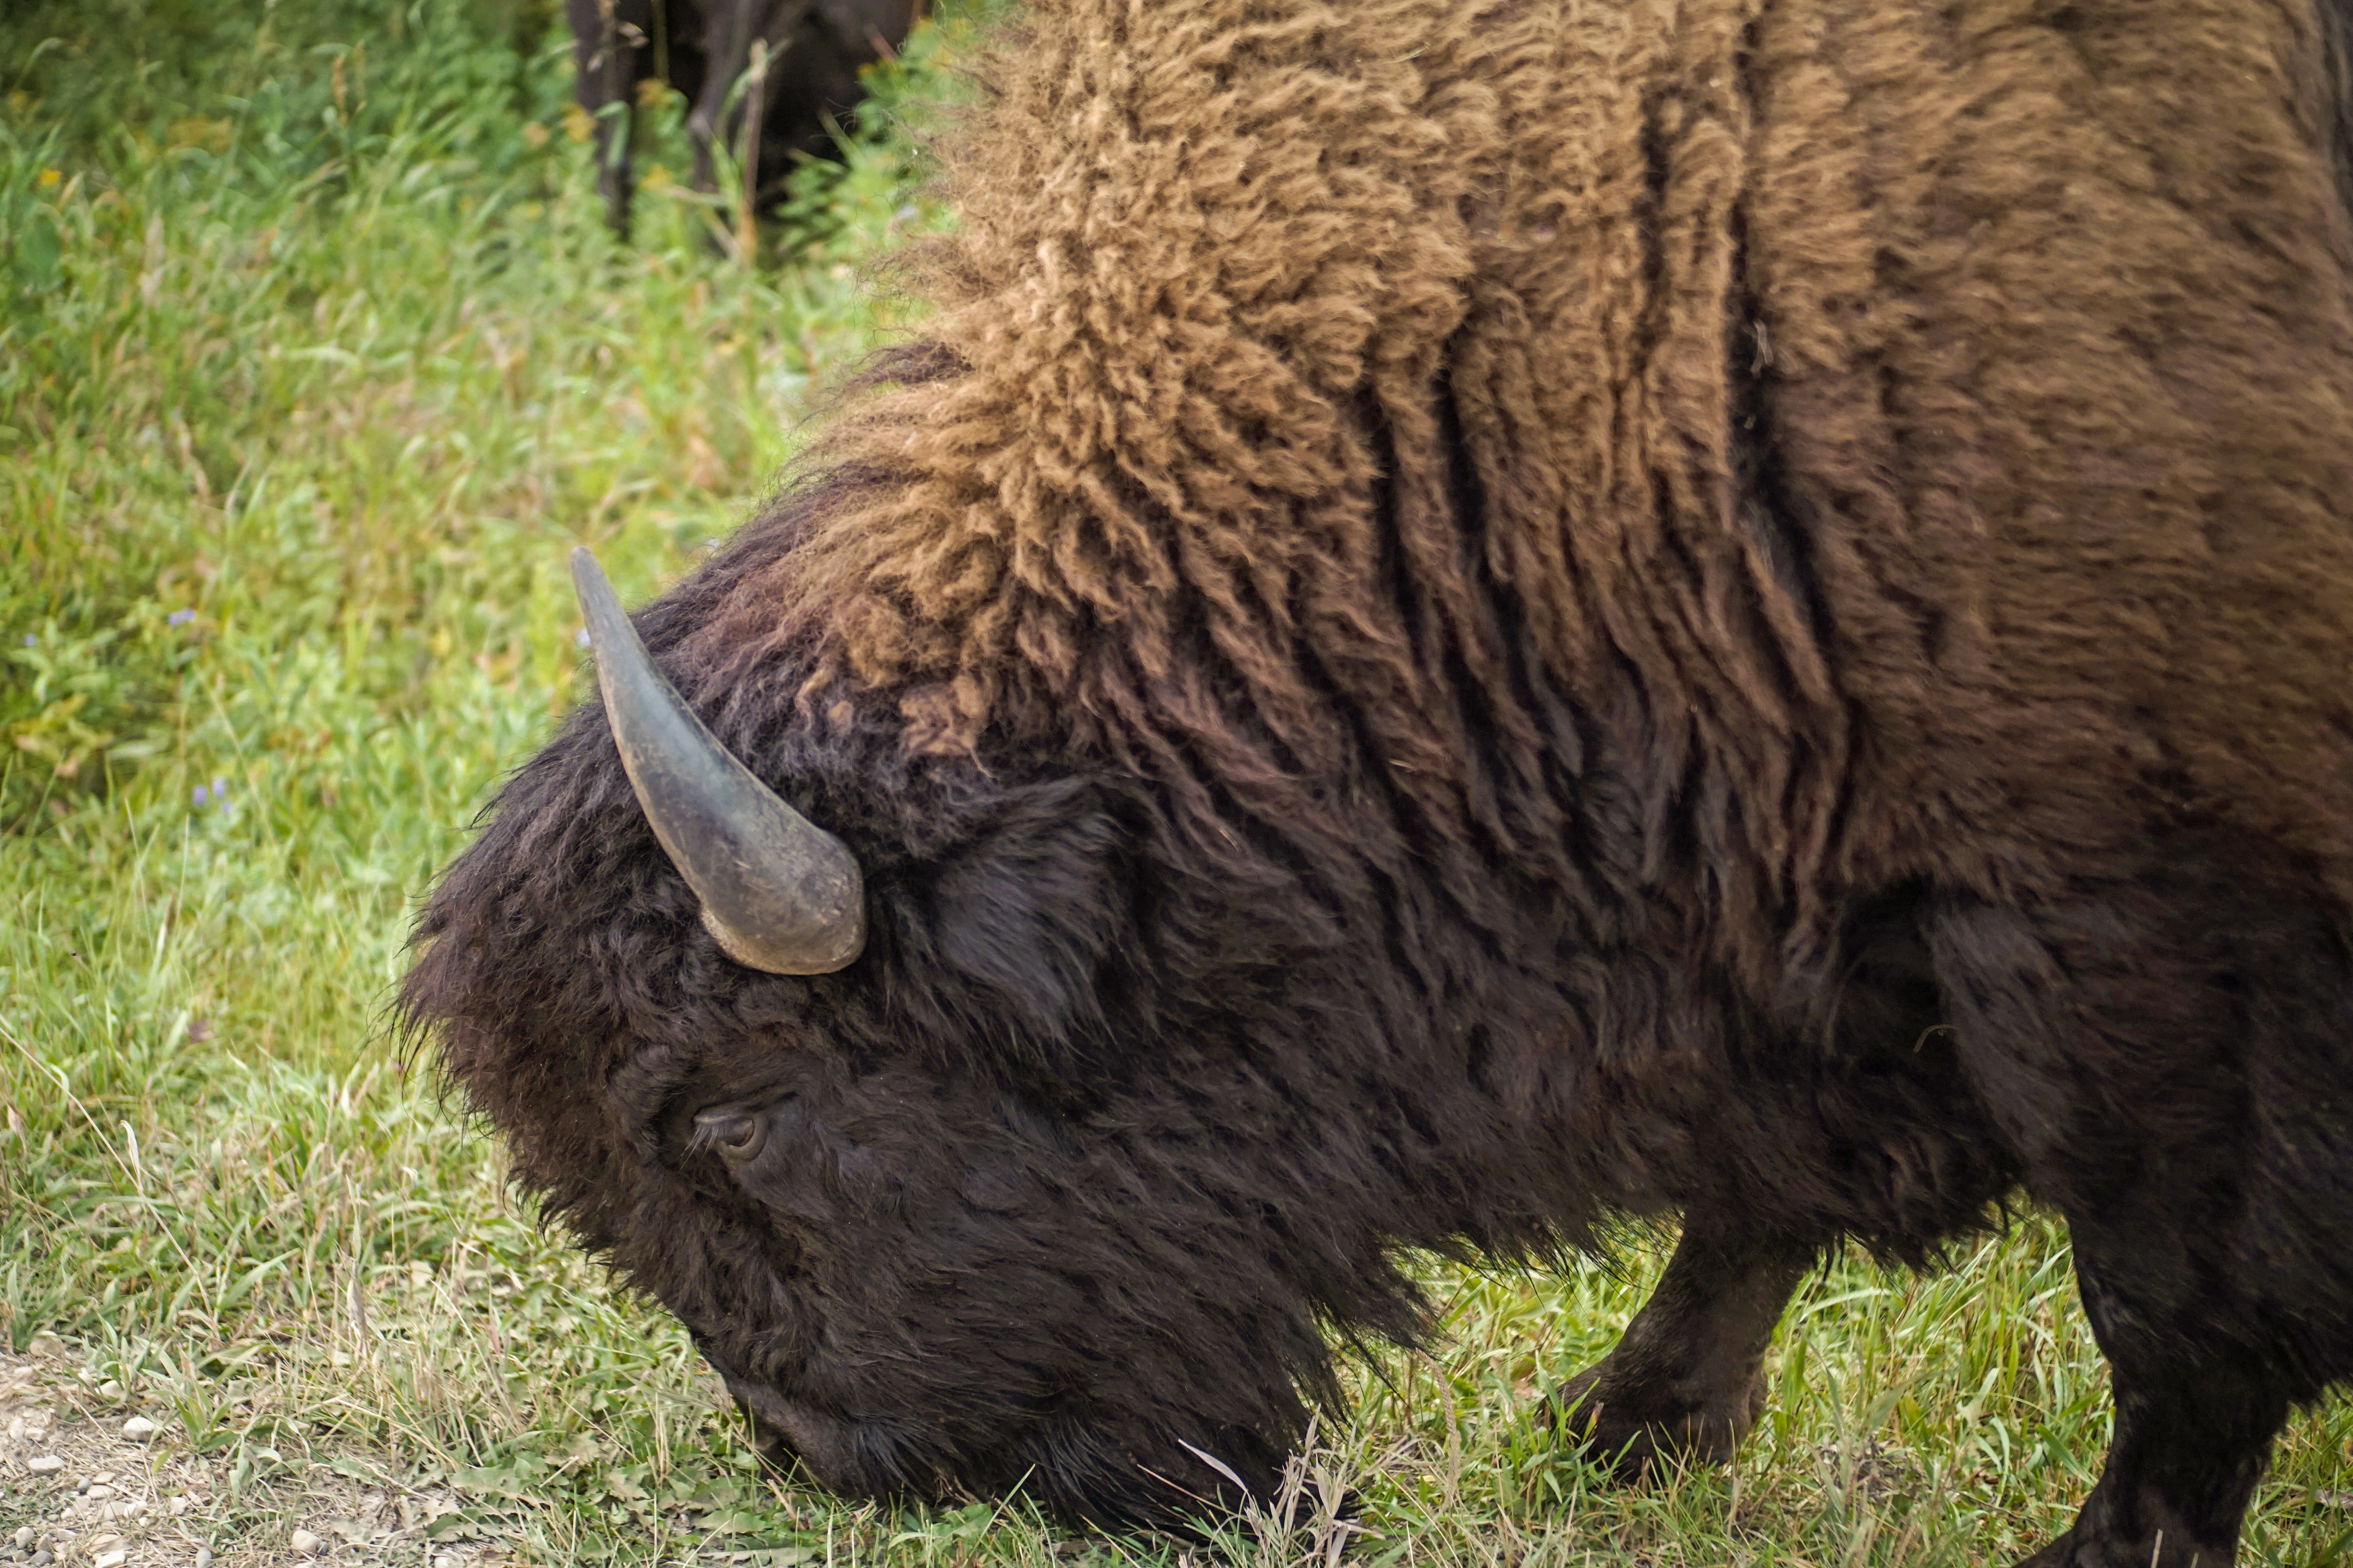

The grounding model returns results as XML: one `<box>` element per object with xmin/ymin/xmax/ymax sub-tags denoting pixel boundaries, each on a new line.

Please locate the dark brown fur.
<box><xmin>406</xmin><ymin>0</ymin><xmax>2353</xmax><ymax>1559</ymax></box>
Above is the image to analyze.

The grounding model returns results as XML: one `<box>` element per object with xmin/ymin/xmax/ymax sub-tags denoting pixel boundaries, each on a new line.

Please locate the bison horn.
<box><xmin>570</xmin><ymin>547</ymin><xmax>866</xmax><ymax>975</ymax></box>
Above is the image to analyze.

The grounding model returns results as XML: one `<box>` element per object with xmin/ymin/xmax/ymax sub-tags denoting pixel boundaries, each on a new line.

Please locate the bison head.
<box><xmin>398</xmin><ymin>503</ymin><xmax>1575</xmax><ymax>1528</ymax></box>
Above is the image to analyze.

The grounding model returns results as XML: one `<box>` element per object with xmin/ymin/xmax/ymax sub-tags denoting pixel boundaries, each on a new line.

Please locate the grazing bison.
<box><xmin>564</xmin><ymin>0</ymin><xmax>921</xmax><ymax>239</ymax></box>
<box><xmin>407</xmin><ymin>0</ymin><xmax>2353</xmax><ymax>1559</ymax></box>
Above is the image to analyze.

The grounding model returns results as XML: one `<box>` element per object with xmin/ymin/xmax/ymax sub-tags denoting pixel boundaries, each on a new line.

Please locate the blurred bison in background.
<box><xmin>565</xmin><ymin>0</ymin><xmax>920</xmax><ymax>239</ymax></box>
<box><xmin>407</xmin><ymin>0</ymin><xmax>2353</xmax><ymax>1561</ymax></box>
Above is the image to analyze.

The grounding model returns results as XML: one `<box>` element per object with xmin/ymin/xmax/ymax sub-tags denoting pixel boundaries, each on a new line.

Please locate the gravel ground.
<box><xmin>0</xmin><ymin>1345</ymin><xmax>501</xmax><ymax>1568</ymax></box>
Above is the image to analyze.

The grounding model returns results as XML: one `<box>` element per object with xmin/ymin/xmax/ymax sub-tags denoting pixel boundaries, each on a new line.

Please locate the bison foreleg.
<box><xmin>1551</xmin><ymin>1216</ymin><xmax>1814</xmax><ymax>1478</ymax></box>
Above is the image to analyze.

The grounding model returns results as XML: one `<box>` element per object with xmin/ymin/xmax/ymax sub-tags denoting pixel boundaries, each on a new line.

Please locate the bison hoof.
<box><xmin>1550</xmin><ymin>1364</ymin><xmax>1764</xmax><ymax>1480</ymax></box>
<box><xmin>2008</xmin><ymin>1528</ymin><xmax>2218</xmax><ymax>1568</ymax></box>
<box><xmin>2011</xmin><ymin>1533</ymin><xmax>2077</xmax><ymax>1568</ymax></box>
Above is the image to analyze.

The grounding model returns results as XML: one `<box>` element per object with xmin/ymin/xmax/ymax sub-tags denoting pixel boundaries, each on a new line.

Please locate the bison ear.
<box><xmin>922</xmin><ymin>779</ymin><xmax>1131</xmax><ymax>1045</ymax></box>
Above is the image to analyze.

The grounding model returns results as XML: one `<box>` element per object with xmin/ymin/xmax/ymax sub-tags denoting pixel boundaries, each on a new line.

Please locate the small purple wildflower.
<box><xmin>212</xmin><ymin>776</ymin><xmax>228</xmax><ymax>800</ymax></box>
<box><xmin>193</xmin><ymin>785</ymin><xmax>209</xmax><ymax>806</ymax></box>
<box><xmin>21</xmin><ymin>634</ymin><xmax>33</xmax><ymax>647</ymax></box>
<box><xmin>575</xmin><ymin>626</ymin><xmax>592</xmax><ymax>649</ymax></box>
<box><xmin>169</xmin><ymin>608</ymin><xmax>196</xmax><ymax>626</ymax></box>
<box><xmin>193</xmin><ymin>777</ymin><xmax>229</xmax><ymax>809</ymax></box>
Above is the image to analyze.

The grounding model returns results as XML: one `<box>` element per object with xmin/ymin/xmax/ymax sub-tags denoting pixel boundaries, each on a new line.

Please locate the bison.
<box><xmin>564</xmin><ymin>0</ymin><xmax>921</xmax><ymax>240</ymax></box>
<box><xmin>406</xmin><ymin>0</ymin><xmax>2353</xmax><ymax>1560</ymax></box>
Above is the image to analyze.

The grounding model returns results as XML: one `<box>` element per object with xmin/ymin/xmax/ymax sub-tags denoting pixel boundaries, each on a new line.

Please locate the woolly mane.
<box><xmin>675</xmin><ymin>0</ymin><xmax>2353</xmax><ymax>987</ymax></box>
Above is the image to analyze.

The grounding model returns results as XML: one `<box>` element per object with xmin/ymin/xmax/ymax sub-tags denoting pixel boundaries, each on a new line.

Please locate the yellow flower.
<box><xmin>36</xmin><ymin>167</ymin><xmax>60</xmax><ymax>190</ymax></box>
<box><xmin>562</xmin><ymin>102</ymin><xmax>594</xmax><ymax>144</ymax></box>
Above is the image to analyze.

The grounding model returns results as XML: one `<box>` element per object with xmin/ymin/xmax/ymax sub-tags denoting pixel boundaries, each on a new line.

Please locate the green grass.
<box><xmin>3</xmin><ymin>3</ymin><xmax>2351</xmax><ymax>1563</ymax></box>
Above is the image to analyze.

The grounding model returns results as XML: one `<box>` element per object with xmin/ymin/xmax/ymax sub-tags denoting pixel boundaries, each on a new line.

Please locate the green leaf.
<box><xmin>15</xmin><ymin>207</ymin><xmax>60</xmax><ymax>284</ymax></box>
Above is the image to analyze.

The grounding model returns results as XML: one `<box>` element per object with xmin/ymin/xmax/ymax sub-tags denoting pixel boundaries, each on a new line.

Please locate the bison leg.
<box><xmin>2012</xmin><ymin>1268</ymin><xmax>2285</xmax><ymax>1568</ymax></box>
<box><xmin>1552</xmin><ymin>1216</ymin><xmax>1813</xmax><ymax>1477</ymax></box>
<box><xmin>597</xmin><ymin>101</ymin><xmax>639</xmax><ymax>240</ymax></box>
<box><xmin>1929</xmin><ymin>868</ymin><xmax>2353</xmax><ymax>1567</ymax></box>
<box><xmin>564</xmin><ymin>0</ymin><xmax>649</xmax><ymax>240</ymax></box>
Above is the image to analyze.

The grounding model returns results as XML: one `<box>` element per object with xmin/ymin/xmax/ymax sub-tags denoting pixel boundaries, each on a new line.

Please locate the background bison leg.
<box><xmin>564</xmin><ymin>0</ymin><xmax>654</xmax><ymax>239</ymax></box>
<box><xmin>1551</xmin><ymin>1216</ymin><xmax>1815</xmax><ymax>1478</ymax></box>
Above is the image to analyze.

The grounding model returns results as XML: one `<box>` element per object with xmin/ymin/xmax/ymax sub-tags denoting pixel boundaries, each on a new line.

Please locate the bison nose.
<box><xmin>730</xmin><ymin>1384</ymin><xmax>803</xmax><ymax>1477</ymax></box>
<box><xmin>711</xmin><ymin>1365</ymin><xmax>874</xmax><ymax>1494</ymax></box>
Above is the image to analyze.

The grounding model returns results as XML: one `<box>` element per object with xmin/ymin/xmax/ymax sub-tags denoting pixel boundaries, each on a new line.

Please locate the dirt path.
<box><xmin>0</xmin><ymin>1345</ymin><xmax>500</xmax><ymax>1568</ymax></box>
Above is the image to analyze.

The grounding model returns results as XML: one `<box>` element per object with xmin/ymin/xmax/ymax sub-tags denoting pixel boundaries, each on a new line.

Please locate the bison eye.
<box><xmin>693</xmin><ymin>1107</ymin><xmax>766</xmax><ymax>1166</ymax></box>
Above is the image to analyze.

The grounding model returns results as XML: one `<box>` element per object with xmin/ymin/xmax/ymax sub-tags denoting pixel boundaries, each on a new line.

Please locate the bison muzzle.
<box><xmin>404</xmin><ymin>0</ymin><xmax>2353</xmax><ymax>1560</ymax></box>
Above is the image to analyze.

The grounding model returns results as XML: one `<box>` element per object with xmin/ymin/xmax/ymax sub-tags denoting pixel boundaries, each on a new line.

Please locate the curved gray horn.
<box><xmin>571</xmin><ymin>547</ymin><xmax>865</xmax><ymax>975</ymax></box>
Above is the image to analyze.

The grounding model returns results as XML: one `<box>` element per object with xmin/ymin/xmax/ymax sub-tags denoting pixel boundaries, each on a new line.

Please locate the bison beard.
<box><xmin>404</xmin><ymin>0</ymin><xmax>2353</xmax><ymax>1561</ymax></box>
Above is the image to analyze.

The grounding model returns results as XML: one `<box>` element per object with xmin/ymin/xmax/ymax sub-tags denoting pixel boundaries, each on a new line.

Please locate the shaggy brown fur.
<box><xmin>407</xmin><ymin>0</ymin><xmax>2353</xmax><ymax>1560</ymax></box>
<box><xmin>756</xmin><ymin>0</ymin><xmax>2353</xmax><ymax>940</ymax></box>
